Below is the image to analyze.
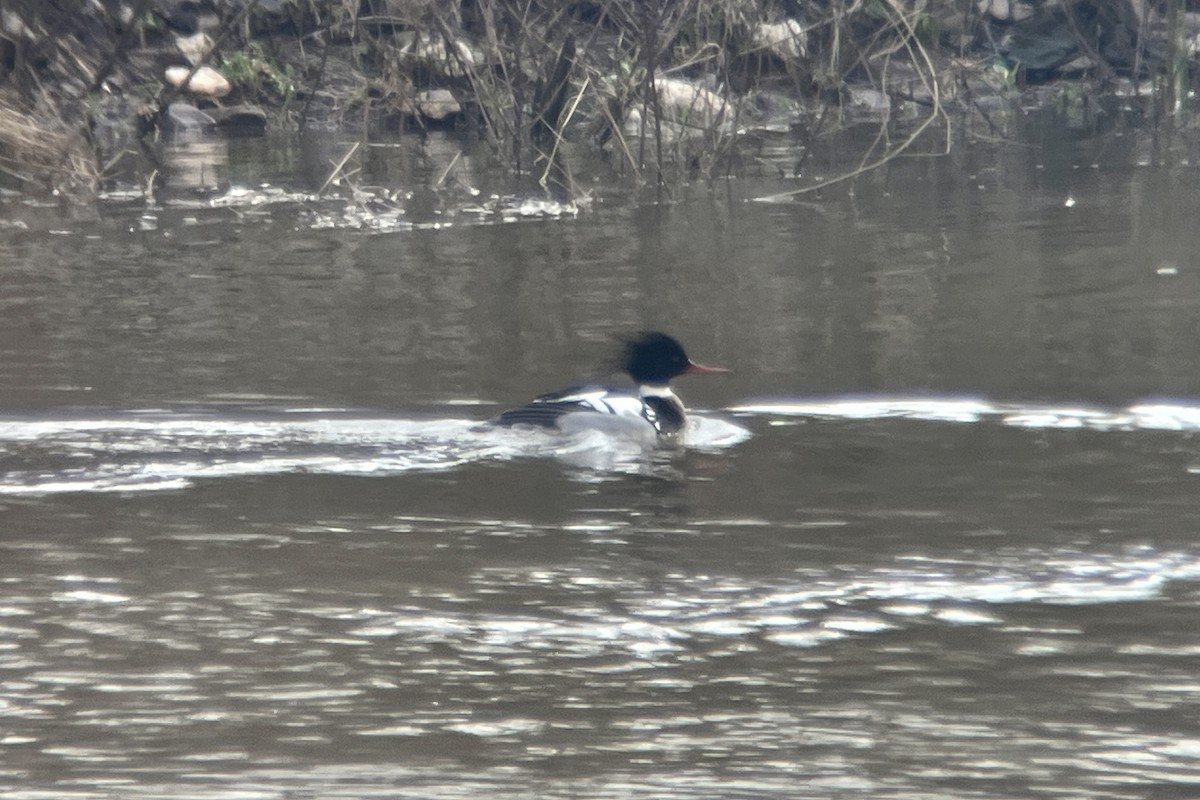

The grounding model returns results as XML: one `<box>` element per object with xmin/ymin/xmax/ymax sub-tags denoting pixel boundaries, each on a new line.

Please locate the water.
<box><xmin>4</xmin><ymin>121</ymin><xmax>1200</xmax><ymax>798</ymax></box>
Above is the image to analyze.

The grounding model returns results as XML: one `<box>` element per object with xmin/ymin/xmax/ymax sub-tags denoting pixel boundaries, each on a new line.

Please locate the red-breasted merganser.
<box><xmin>489</xmin><ymin>331</ymin><xmax>729</xmax><ymax>435</ymax></box>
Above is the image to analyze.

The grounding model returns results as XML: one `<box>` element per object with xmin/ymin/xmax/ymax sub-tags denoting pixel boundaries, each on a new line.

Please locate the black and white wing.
<box><xmin>489</xmin><ymin>385</ymin><xmax>648</xmax><ymax>429</ymax></box>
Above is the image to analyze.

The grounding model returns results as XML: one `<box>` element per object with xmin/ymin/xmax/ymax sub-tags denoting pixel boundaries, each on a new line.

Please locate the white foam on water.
<box><xmin>730</xmin><ymin>395</ymin><xmax>1200</xmax><ymax>432</ymax></box>
<box><xmin>0</xmin><ymin>409</ymin><xmax>750</xmax><ymax>494</ymax></box>
<box><xmin>8</xmin><ymin>393</ymin><xmax>1200</xmax><ymax>495</ymax></box>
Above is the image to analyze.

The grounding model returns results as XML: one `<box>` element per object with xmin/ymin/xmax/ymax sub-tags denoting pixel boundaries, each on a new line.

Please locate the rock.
<box><xmin>415</xmin><ymin>89</ymin><xmax>461</xmax><ymax>121</ymax></box>
<box><xmin>623</xmin><ymin>75</ymin><xmax>732</xmax><ymax>141</ymax></box>
<box><xmin>1001</xmin><ymin>14</ymin><xmax>1080</xmax><ymax>75</ymax></box>
<box><xmin>174</xmin><ymin>31</ymin><xmax>214</xmax><ymax>66</ymax></box>
<box><xmin>164</xmin><ymin>102</ymin><xmax>216</xmax><ymax>134</ymax></box>
<box><xmin>653</xmin><ymin>76</ymin><xmax>730</xmax><ymax>126</ymax></box>
<box><xmin>153</xmin><ymin>0</ymin><xmax>220</xmax><ymax>34</ymax></box>
<box><xmin>211</xmin><ymin>103</ymin><xmax>268</xmax><ymax>134</ymax></box>
<box><xmin>1000</xmin><ymin>0</ymin><xmax>1151</xmax><ymax>79</ymax></box>
<box><xmin>741</xmin><ymin>90</ymin><xmax>805</xmax><ymax>133</ymax></box>
<box><xmin>845</xmin><ymin>86</ymin><xmax>891</xmax><ymax>117</ymax></box>
<box><xmin>978</xmin><ymin>0</ymin><xmax>1008</xmax><ymax>19</ymax></box>
<box><xmin>752</xmin><ymin>19</ymin><xmax>807</xmax><ymax>61</ymax></box>
<box><xmin>0</xmin><ymin>7</ymin><xmax>33</xmax><ymax>40</ymax></box>
<box><xmin>165</xmin><ymin>65</ymin><xmax>231</xmax><ymax>97</ymax></box>
<box><xmin>977</xmin><ymin>0</ymin><xmax>1034</xmax><ymax>22</ymax></box>
<box><xmin>1186</xmin><ymin>12</ymin><xmax>1200</xmax><ymax>57</ymax></box>
<box><xmin>394</xmin><ymin>31</ymin><xmax>482</xmax><ymax>78</ymax></box>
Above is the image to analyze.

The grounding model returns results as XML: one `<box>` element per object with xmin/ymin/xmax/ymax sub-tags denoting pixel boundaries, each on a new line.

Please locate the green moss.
<box><xmin>221</xmin><ymin>44</ymin><xmax>296</xmax><ymax>103</ymax></box>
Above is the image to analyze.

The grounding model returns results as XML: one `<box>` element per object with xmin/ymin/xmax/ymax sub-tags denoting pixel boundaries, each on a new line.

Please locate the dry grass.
<box><xmin>0</xmin><ymin>94</ymin><xmax>99</xmax><ymax>196</ymax></box>
<box><xmin>357</xmin><ymin>0</ymin><xmax>958</xmax><ymax>192</ymax></box>
<box><xmin>0</xmin><ymin>0</ymin><xmax>1184</xmax><ymax>199</ymax></box>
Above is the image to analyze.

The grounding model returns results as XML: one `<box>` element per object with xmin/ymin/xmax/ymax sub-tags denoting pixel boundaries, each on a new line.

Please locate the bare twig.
<box><xmin>319</xmin><ymin>141</ymin><xmax>360</xmax><ymax>194</ymax></box>
<box><xmin>435</xmin><ymin>150</ymin><xmax>462</xmax><ymax>187</ymax></box>
<box><xmin>753</xmin><ymin>0</ymin><xmax>950</xmax><ymax>203</ymax></box>
<box><xmin>538</xmin><ymin>74</ymin><xmax>589</xmax><ymax>190</ymax></box>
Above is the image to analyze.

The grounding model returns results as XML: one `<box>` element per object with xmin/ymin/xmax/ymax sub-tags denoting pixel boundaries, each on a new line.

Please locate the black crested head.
<box><xmin>617</xmin><ymin>331</ymin><xmax>692</xmax><ymax>385</ymax></box>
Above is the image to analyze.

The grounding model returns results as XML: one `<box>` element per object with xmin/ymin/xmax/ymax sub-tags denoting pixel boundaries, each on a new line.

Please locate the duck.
<box><xmin>488</xmin><ymin>331</ymin><xmax>728</xmax><ymax>436</ymax></box>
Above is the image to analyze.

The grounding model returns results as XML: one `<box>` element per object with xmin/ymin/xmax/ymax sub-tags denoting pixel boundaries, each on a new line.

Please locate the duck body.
<box><xmin>488</xmin><ymin>332</ymin><xmax>726</xmax><ymax>436</ymax></box>
<box><xmin>490</xmin><ymin>383</ymin><xmax>687</xmax><ymax>435</ymax></box>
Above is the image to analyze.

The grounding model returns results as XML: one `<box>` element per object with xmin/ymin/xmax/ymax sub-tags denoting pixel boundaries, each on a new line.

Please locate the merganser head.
<box><xmin>618</xmin><ymin>331</ymin><xmax>729</xmax><ymax>386</ymax></box>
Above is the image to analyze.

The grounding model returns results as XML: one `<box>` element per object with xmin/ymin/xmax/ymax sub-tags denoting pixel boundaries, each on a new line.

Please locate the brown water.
<box><xmin>3</xmin><ymin>119</ymin><xmax>1200</xmax><ymax>798</ymax></box>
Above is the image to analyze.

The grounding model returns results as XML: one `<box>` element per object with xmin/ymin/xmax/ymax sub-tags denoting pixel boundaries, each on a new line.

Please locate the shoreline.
<box><xmin>0</xmin><ymin>0</ymin><xmax>1188</xmax><ymax>201</ymax></box>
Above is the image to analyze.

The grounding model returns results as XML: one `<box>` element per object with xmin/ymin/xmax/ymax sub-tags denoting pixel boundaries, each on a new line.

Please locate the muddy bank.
<box><xmin>0</xmin><ymin>0</ymin><xmax>1192</xmax><ymax>201</ymax></box>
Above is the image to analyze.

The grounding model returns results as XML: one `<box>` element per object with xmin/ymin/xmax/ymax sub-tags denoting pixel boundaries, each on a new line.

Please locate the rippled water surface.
<box><xmin>4</xmin><ymin>123</ymin><xmax>1200</xmax><ymax>798</ymax></box>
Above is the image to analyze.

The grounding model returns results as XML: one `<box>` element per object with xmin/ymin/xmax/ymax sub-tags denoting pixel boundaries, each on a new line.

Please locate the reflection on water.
<box><xmin>4</xmin><ymin>121</ymin><xmax>1200</xmax><ymax>798</ymax></box>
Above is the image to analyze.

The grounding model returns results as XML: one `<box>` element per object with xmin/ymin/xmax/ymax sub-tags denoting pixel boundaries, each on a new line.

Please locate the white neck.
<box><xmin>638</xmin><ymin>384</ymin><xmax>675</xmax><ymax>400</ymax></box>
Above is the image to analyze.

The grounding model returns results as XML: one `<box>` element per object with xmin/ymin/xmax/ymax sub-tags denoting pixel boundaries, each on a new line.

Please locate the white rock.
<box><xmin>174</xmin><ymin>31</ymin><xmax>214</xmax><ymax>66</ymax></box>
<box><xmin>1</xmin><ymin>8</ymin><xmax>32</xmax><ymax>39</ymax></box>
<box><xmin>977</xmin><ymin>0</ymin><xmax>1031</xmax><ymax>20</ymax></box>
<box><xmin>165</xmin><ymin>66</ymin><xmax>231</xmax><ymax>98</ymax></box>
<box><xmin>753</xmin><ymin>19</ymin><xmax>807</xmax><ymax>61</ymax></box>
<box><xmin>977</xmin><ymin>0</ymin><xmax>1007</xmax><ymax>18</ymax></box>
<box><xmin>653</xmin><ymin>76</ymin><xmax>729</xmax><ymax>125</ymax></box>
<box><xmin>416</xmin><ymin>89</ymin><xmax>461</xmax><ymax>121</ymax></box>
<box><xmin>623</xmin><ymin>76</ymin><xmax>732</xmax><ymax>141</ymax></box>
<box><xmin>846</xmin><ymin>86</ymin><xmax>891</xmax><ymax>114</ymax></box>
<box><xmin>395</xmin><ymin>32</ymin><xmax>480</xmax><ymax>77</ymax></box>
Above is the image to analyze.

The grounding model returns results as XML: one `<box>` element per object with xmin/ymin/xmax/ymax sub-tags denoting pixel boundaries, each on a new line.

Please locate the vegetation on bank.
<box><xmin>0</xmin><ymin>0</ymin><xmax>1192</xmax><ymax>200</ymax></box>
